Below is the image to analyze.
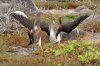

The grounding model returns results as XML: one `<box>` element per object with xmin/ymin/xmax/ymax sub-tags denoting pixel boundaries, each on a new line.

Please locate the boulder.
<box><xmin>80</xmin><ymin>14</ymin><xmax>100</xmax><ymax>32</ymax></box>
<box><xmin>0</xmin><ymin>15</ymin><xmax>6</xmax><ymax>22</ymax></box>
<box><xmin>75</xmin><ymin>5</ymin><xmax>93</xmax><ymax>15</ymax></box>
<box><xmin>40</xmin><ymin>0</ymin><xmax>47</xmax><ymax>2</ymax></box>
<box><xmin>13</xmin><ymin>0</ymin><xmax>38</xmax><ymax>11</ymax></box>
<box><xmin>83</xmin><ymin>14</ymin><xmax>100</xmax><ymax>22</ymax></box>
<box><xmin>7</xmin><ymin>46</ymin><xmax>32</xmax><ymax>56</ymax></box>
<box><xmin>0</xmin><ymin>0</ymin><xmax>39</xmax><ymax>34</ymax></box>
<box><xmin>0</xmin><ymin>3</ymin><xmax>10</xmax><ymax>13</ymax></box>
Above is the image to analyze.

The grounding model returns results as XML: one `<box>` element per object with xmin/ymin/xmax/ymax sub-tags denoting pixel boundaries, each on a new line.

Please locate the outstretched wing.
<box><xmin>56</xmin><ymin>15</ymin><xmax>89</xmax><ymax>37</ymax></box>
<box><xmin>11</xmin><ymin>11</ymin><xmax>34</xmax><ymax>30</ymax></box>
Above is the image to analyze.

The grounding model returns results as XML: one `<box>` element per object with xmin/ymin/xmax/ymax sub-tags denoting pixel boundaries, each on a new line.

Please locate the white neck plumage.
<box><xmin>49</xmin><ymin>21</ymin><xmax>61</xmax><ymax>43</ymax></box>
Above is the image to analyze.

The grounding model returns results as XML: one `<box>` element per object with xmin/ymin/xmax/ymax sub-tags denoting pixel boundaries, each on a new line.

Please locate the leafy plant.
<box><xmin>53</xmin><ymin>41</ymin><xmax>76</xmax><ymax>56</ymax></box>
<box><xmin>32</xmin><ymin>40</ymin><xmax>100</xmax><ymax>65</ymax></box>
<box><xmin>78</xmin><ymin>51</ymin><xmax>100</xmax><ymax>64</ymax></box>
<box><xmin>62</xmin><ymin>15</ymin><xmax>78</xmax><ymax>22</ymax></box>
<box><xmin>65</xmin><ymin>15</ymin><xmax>78</xmax><ymax>20</ymax></box>
<box><xmin>52</xmin><ymin>40</ymin><xmax>100</xmax><ymax>64</ymax></box>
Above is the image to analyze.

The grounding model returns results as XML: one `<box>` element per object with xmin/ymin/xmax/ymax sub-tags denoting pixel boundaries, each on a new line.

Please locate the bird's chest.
<box><xmin>33</xmin><ymin>26</ymin><xmax>41</xmax><ymax>42</ymax></box>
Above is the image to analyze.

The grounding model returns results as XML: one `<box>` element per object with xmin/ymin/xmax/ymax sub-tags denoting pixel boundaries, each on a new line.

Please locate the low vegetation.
<box><xmin>32</xmin><ymin>40</ymin><xmax>100</xmax><ymax>66</ymax></box>
<box><xmin>0</xmin><ymin>0</ymin><xmax>100</xmax><ymax>66</ymax></box>
<box><xmin>0</xmin><ymin>12</ymin><xmax>100</xmax><ymax>65</ymax></box>
<box><xmin>34</xmin><ymin>0</ymin><xmax>100</xmax><ymax>9</ymax></box>
<box><xmin>0</xmin><ymin>32</ymin><xmax>100</xmax><ymax>66</ymax></box>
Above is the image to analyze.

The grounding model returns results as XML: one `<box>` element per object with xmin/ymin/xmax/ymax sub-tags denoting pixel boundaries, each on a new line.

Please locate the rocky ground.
<box><xmin>3</xmin><ymin>31</ymin><xmax>100</xmax><ymax>56</ymax></box>
<box><xmin>0</xmin><ymin>3</ymin><xmax>100</xmax><ymax>56</ymax></box>
<box><xmin>0</xmin><ymin>0</ymin><xmax>100</xmax><ymax>66</ymax></box>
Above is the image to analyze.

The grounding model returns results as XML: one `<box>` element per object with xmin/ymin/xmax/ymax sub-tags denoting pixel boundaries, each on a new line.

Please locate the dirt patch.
<box><xmin>82</xmin><ymin>32</ymin><xmax>100</xmax><ymax>45</ymax></box>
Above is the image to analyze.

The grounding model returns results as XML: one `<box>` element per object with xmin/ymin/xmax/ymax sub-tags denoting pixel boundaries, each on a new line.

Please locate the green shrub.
<box><xmin>53</xmin><ymin>43</ymin><xmax>75</xmax><ymax>56</ymax></box>
<box><xmin>78</xmin><ymin>51</ymin><xmax>100</xmax><ymax>64</ymax></box>
<box><xmin>32</xmin><ymin>40</ymin><xmax>100</xmax><ymax>65</ymax></box>
<box><xmin>63</xmin><ymin>15</ymin><xmax>78</xmax><ymax>22</ymax></box>
<box><xmin>53</xmin><ymin>40</ymin><xmax>100</xmax><ymax>64</ymax></box>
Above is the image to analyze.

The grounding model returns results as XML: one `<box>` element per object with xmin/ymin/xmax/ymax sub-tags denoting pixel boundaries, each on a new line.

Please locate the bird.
<box><xmin>49</xmin><ymin>16</ymin><xmax>61</xmax><ymax>43</ymax></box>
<box><xmin>10</xmin><ymin>11</ymin><xmax>42</xmax><ymax>50</ymax></box>
<box><xmin>56</xmin><ymin>15</ymin><xmax>89</xmax><ymax>39</ymax></box>
<box><xmin>10</xmin><ymin>11</ymin><xmax>61</xmax><ymax>49</ymax></box>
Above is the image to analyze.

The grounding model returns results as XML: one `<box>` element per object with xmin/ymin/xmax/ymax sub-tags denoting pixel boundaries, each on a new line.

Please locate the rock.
<box><xmin>75</xmin><ymin>5</ymin><xmax>93</xmax><ymax>15</ymax></box>
<box><xmin>83</xmin><ymin>14</ymin><xmax>100</xmax><ymax>22</ymax></box>
<box><xmin>0</xmin><ymin>16</ymin><xmax>6</xmax><ymax>22</ymax></box>
<box><xmin>7</xmin><ymin>46</ymin><xmax>30</xmax><ymax>55</ymax></box>
<box><xmin>75</xmin><ymin>5</ymin><xmax>88</xmax><ymax>12</ymax></box>
<box><xmin>0</xmin><ymin>0</ymin><xmax>11</xmax><ymax>3</ymax></box>
<box><xmin>40</xmin><ymin>0</ymin><xmax>47</xmax><ymax>2</ymax></box>
<box><xmin>7</xmin><ymin>46</ymin><xmax>39</xmax><ymax>56</ymax></box>
<box><xmin>40</xmin><ymin>9</ymin><xmax>78</xmax><ymax>16</ymax></box>
<box><xmin>0</xmin><ymin>0</ymin><xmax>39</xmax><ymax>34</ymax></box>
<box><xmin>0</xmin><ymin>3</ymin><xmax>10</xmax><ymax>13</ymax></box>
<box><xmin>0</xmin><ymin>16</ymin><xmax>7</xmax><ymax>33</ymax></box>
<box><xmin>0</xmin><ymin>0</ymin><xmax>38</xmax><ymax>13</ymax></box>
<box><xmin>13</xmin><ymin>0</ymin><xmax>38</xmax><ymax>11</ymax></box>
<box><xmin>80</xmin><ymin>14</ymin><xmax>100</xmax><ymax>32</ymax></box>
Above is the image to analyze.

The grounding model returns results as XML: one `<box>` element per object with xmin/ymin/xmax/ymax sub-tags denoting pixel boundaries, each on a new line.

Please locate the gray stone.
<box><xmin>75</xmin><ymin>5</ymin><xmax>93</xmax><ymax>15</ymax></box>
<box><xmin>83</xmin><ymin>14</ymin><xmax>100</xmax><ymax>22</ymax></box>
<box><xmin>40</xmin><ymin>0</ymin><xmax>47</xmax><ymax>2</ymax></box>
<box><xmin>79</xmin><ymin>14</ymin><xmax>100</xmax><ymax>32</ymax></box>
<box><xmin>6</xmin><ymin>46</ymin><xmax>36</xmax><ymax>56</ymax></box>
<box><xmin>13</xmin><ymin>0</ymin><xmax>38</xmax><ymax>11</ymax></box>
<box><xmin>0</xmin><ymin>0</ymin><xmax>38</xmax><ymax>33</ymax></box>
<box><xmin>0</xmin><ymin>16</ymin><xmax>6</xmax><ymax>22</ymax></box>
<box><xmin>0</xmin><ymin>3</ymin><xmax>10</xmax><ymax>13</ymax></box>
